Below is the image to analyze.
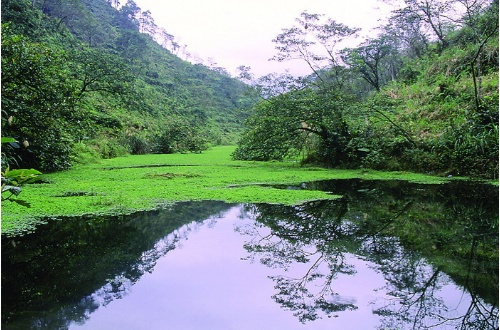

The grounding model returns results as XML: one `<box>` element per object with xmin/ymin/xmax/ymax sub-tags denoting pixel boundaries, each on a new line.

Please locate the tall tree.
<box><xmin>117</xmin><ymin>0</ymin><xmax>141</xmax><ymax>30</ymax></box>
<box><xmin>1</xmin><ymin>25</ymin><xmax>80</xmax><ymax>171</ymax></box>
<box><xmin>234</xmin><ymin>12</ymin><xmax>361</xmax><ymax>165</ymax></box>
<box><xmin>70</xmin><ymin>47</ymin><xmax>135</xmax><ymax>100</ymax></box>
<box><xmin>38</xmin><ymin>0</ymin><xmax>85</xmax><ymax>31</ymax></box>
<box><xmin>342</xmin><ymin>36</ymin><xmax>397</xmax><ymax>92</ymax></box>
<box><xmin>139</xmin><ymin>10</ymin><xmax>157</xmax><ymax>35</ymax></box>
<box><xmin>390</xmin><ymin>0</ymin><xmax>458</xmax><ymax>52</ymax></box>
<box><xmin>271</xmin><ymin>11</ymin><xmax>360</xmax><ymax>87</ymax></box>
<box><xmin>233</xmin><ymin>80</ymin><xmax>354</xmax><ymax>166</ymax></box>
<box><xmin>383</xmin><ymin>6</ymin><xmax>429</xmax><ymax>59</ymax></box>
<box><xmin>456</xmin><ymin>0</ymin><xmax>499</xmax><ymax>110</ymax></box>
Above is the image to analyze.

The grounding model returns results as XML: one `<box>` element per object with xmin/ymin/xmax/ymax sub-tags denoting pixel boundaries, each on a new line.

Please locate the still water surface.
<box><xmin>2</xmin><ymin>180</ymin><xmax>498</xmax><ymax>329</ymax></box>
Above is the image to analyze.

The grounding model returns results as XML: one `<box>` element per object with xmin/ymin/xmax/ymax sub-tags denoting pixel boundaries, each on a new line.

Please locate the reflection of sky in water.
<box><xmin>70</xmin><ymin>205</ymin><xmax>491</xmax><ymax>330</ymax></box>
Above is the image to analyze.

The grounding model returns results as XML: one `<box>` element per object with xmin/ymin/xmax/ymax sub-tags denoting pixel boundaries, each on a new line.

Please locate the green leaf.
<box><xmin>1</xmin><ymin>137</ymin><xmax>16</xmax><ymax>143</ymax></box>
<box><xmin>4</xmin><ymin>169</ymin><xmax>42</xmax><ymax>178</ymax></box>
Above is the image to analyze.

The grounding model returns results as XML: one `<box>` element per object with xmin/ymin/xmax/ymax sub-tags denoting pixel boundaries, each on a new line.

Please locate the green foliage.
<box><xmin>1</xmin><ymin>24</ymin><xmax>81</xmax><ymax>171</ymax></box>
<box><xmin>1</xmin><ymin>137</ymin><xmax>42</xmax><ymax>208</ymax></box>
<box><xmin>70</xmin><ymin>47</ymin><xmax>136</xmax><ymax>98</ymax></box>
<box><xmin>1</xmin><ymin>0</ymin><xmax>256</xmax><ymax>173</ymax></box>
<box><xmin>88</xmin><ymin>136</ymin><xmax>129</xmax><ymax>159</ymax></box>
<box><xmin>0</xmin><ymin>0</ymin><xmax>44</xmax><ymax>37</ymax></box>
<box><xmin>232</xmin><ymin>97</ymin><xmax>303</xmax><ymax>161</ymax></box>
<box><xmin>439</xmin><ymin>115</ymin><xmax>499</xmax><ymax>177</ymax></box>
<box><xmin>153</xmin><ymin>118</ymin><xmax>208</xmax><ymax>154</ymax></box>
<box><xmin>233</xmin><ymin>88</ymin><xmax>353</xmax><ymax>164</ymax></box>
<box><xmin>123</xmin><ymin>134</ymin><xmax>151</xmax><ymax>155</ymax></box>
<box><xmin>235</xmin><ymin>4</ymin><xmax>498</xmax><ymax>179</ymax></box>
<box><xmin>1</xmin><ymin>167</ymin><xmax>42</xmax><ymax>205</ymax></box>
<box><xmin>69</xmin><ymin>142</ymin><xmax>102</xmax><ymax>165</ymax></box>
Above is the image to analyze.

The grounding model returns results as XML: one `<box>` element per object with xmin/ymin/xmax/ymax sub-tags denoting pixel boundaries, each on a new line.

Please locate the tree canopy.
<box><xmin>233</xmin><ymin>1</ymin><xmax>498</xmax><ymax>178</ymax></box>
<box><xmin>1</xmin><ymin>0</ymin><xmax>497</xmax><ymax>179</ymax></box>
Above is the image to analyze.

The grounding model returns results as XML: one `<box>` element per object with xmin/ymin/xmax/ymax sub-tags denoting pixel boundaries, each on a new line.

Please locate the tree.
<box><xmin>236</xmin><ymin>65</ymin><xmax>254</xmax><ymax>84</ymax></box>
<box><xmin>117</xmin><ymin>0</ymin><xmax>141</xmax><ymax>30</ymax></box>
<box><xmin>389</xmin><ymin>0</ymin><xmax>458</xmax><ymax>53</ymax></box>
<box><xmin>342</xmin><ymin>36</ymin><xmax>398</xmax><ymax>92</ymax></box>
<box><xmin>271</xmin><ymin>11</ymin><xmax>360</xmax><ymax>86</ymax></box>
<box><xmin>383</xmin><ymin>6</ymin><xmax>430</xmax><ymax>59</ymax></box>
<box><xmin>38</xmin><ymin>0</ymin><xmax>85</xmax><ymax>31</ymax></box>
<box><xmin>233</xmin><ymin>86</ymin><xmax>353</xmax><ymax>166</ymax></box>
<box><xmin>157</xmin><ymin>28</ymin><xmax>176</xmax><ymax>51</ymax></box>
<box><xmin>455</xmin><ymin>0</ymin><xmax>499</xmax><ymax>111</ymax></box>
<box><xmin>70</xmin><ymin>47</ymin><xmax>135</xmax><ymax>100</ymax></box>
<box><xmin>153</xmin><ymin>117</ymin><xmax>208</xmax><ymax>154</ymax></box>
<box><xmin>234</xmin><ymin>12</ymin><xmax>360</xmax><ymax>166</ymax></box>
<box><xmin>139</xmin><ymin>10</ymin><xmax>157</xmax><ymax>35</ymax></box>
<box><xmin>0</xmin><ymin>0</ymin><xmax>44</xmax><ymax>37</ymax></box>
<box><xmin>107</xmin><ymin>0</ymin><xmax>120</xmax><ymax>8</ymax></box>
<box><xmin>115</xmin><ymin>29</ymin><xmax>149</xmax><ymax>65</ymax></box>
<box><xmin>1</xmin><ymin>24</ymin><xmax>81</xmax><ymax>171</ymax></box>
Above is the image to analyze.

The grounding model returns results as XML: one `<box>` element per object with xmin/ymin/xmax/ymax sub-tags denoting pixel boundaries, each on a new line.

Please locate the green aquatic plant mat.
<box><xmin>1</xmin><ymin>146</ymin><xmax>461</xmax><ymax>236</ymax></box>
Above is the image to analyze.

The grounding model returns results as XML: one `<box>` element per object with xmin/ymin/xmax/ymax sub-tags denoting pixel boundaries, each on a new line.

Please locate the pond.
<box><xmin>2</xmin><ymin>179</ymin><xmax>498</xmax><ymax>329</ymax></box>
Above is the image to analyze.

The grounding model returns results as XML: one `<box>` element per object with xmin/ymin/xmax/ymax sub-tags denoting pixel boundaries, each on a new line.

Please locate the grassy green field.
<box><xmin>2</xmin><ymin>146</ymin><xmax>461</xmax><ymax>236</ymax></box>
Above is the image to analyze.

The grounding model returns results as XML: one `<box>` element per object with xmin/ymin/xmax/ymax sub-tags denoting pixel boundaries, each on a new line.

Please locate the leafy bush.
<box><xmin>123</xmin><ymin>135</ymin><xmax>151</xmax><ymax>155</ymax></box>
<box><xmin>70</xmin><ymin>142</ymin><xmax>101</xmax><ymax>165</ymax></box>
<box><xmin>152</xmin><ymin>119</ymin><xmax>208</xmax><ymax>154</ymax></box>
<box><xmin>1</xmin><ymin>25</ymin><xmax>80</xmax><ymax>172</ymax></box>
<box><xmin>88</xmin><ymin>137</ymin><xmax>129</xmax><ymax>159</ymax></box>
<box><xmin>1</xmin><ymin>137</ymin><xmax>41</xmax><ymax>208</ymax></box>
<box><xmin>1</xmin><ymin>167</ymin><xmax>41</xmax><ymax>207</ymax></box>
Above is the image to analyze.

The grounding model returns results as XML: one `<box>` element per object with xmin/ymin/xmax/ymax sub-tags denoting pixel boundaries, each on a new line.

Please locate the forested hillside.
<box><xmin>1</xmin><ymin>0</ymin><xmax>498</xmax><ymax>180</ymax></box>
<box><xmin>1</xmin><ymin>0</ymin><xmax>257</xmax><ymax>172</ymax></box>
<box><xmin>233</xmin><ymin>0</ymin><xmax>499</xmax><ymax>179</ymax></box>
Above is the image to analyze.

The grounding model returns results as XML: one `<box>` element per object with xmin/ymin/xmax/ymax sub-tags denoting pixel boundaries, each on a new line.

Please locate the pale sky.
<box><xmin>133</xmin><ymin>0</ymin><xmax>394</xmax><ymax>77</ymax></box>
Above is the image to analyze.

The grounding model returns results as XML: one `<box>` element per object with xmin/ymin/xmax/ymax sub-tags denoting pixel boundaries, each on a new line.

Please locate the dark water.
<box><xmin>2</xmin><ymin>180</ymin><xmax>498</xmax><ymax>329</ymax></box>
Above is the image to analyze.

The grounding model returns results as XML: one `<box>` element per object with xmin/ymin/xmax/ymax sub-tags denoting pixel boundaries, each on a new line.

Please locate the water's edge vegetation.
<box><xmin>1</xmin><ymin>146</ymin><xmax>493</xmax><ymax>237</ymax></box>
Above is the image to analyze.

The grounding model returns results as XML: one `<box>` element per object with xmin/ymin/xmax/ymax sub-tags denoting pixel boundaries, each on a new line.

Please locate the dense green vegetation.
<box><xmin>1</xmin><ymin>146</ymin><xmax>460</xmax><ymax>236</ymax></box>
<box><xmin>1</xmin><ymin>0</ymin><xmax>498</xmax><ymax>234</ymax></box>
<box><xmin>233</xmin><ymin>1</ymin><xmax>499</xmax><ymax>179</ymax></box>
<box><xmin>1</xmin><ymin>0</ymin><xmax>498</xmax><ymax>177</ymax></box>
<box><xmin>1</xmin><ymin>0</ymin><xmax>256</xmax><ymax>173</ymax></box>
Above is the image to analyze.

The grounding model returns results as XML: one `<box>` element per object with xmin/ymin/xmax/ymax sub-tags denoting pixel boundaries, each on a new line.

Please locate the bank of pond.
<box><xmin>2</xmin><ymin>179</ymin><xmax>498</xmax><ymax>329</ymax></box>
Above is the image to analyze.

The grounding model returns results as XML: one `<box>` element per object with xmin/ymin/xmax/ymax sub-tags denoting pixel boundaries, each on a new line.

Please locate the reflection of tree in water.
<box><xmin>364</xmin><ymin>207</ymin><xmax>499</xmax><ymax>330</ymax></box>
<box><xmin>239</xmin><ymin>181</ymin><xmax>498</xmax><ymax>328</ymax></box>
<box><xmin>240</xmin><ymin>199</ymin><xmax>359</xmax><ymax>322</ymax></box>
<box><xmin>1</xmin><ymin>201</ymin><xmax>233</xmax><ymax>329</ymax></box>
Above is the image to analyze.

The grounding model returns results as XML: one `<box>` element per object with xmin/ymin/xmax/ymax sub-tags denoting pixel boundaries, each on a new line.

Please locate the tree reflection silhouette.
<box><xmin>241</xmin><ymin>200</ymin><xmax>359</xmax><ymax>322</ymax></box>
<box><xmin>239</xmin><ymin>181</ymin><xmax>498</xmax><ymax>328</ymax></box>
<box><xmin>2</xmin><ymin>181</ymin><xmax>497</xmax><ymax>329</ymax></box>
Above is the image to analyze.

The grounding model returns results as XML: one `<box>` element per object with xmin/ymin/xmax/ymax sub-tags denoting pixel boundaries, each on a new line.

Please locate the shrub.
<box><xmin>88</xmin><ymin>137</ymin><xmax>129</xmax><ymax>159</ymax></box>
<box><xmin>70</xmin><ymin>142</ymin><xmax>101</xmax><ymax>165</ymax></box>
<box><xmin>123</xmin><ymin>135</ymin><xmax>151</xmax><ymax>155</ymax></box>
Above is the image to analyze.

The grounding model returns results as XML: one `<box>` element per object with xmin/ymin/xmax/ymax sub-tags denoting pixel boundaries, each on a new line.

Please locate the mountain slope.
<box><xmin>1</xmin><ymin>0</ymin><xmax>257</xmax><ymax>171</ymax></box>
